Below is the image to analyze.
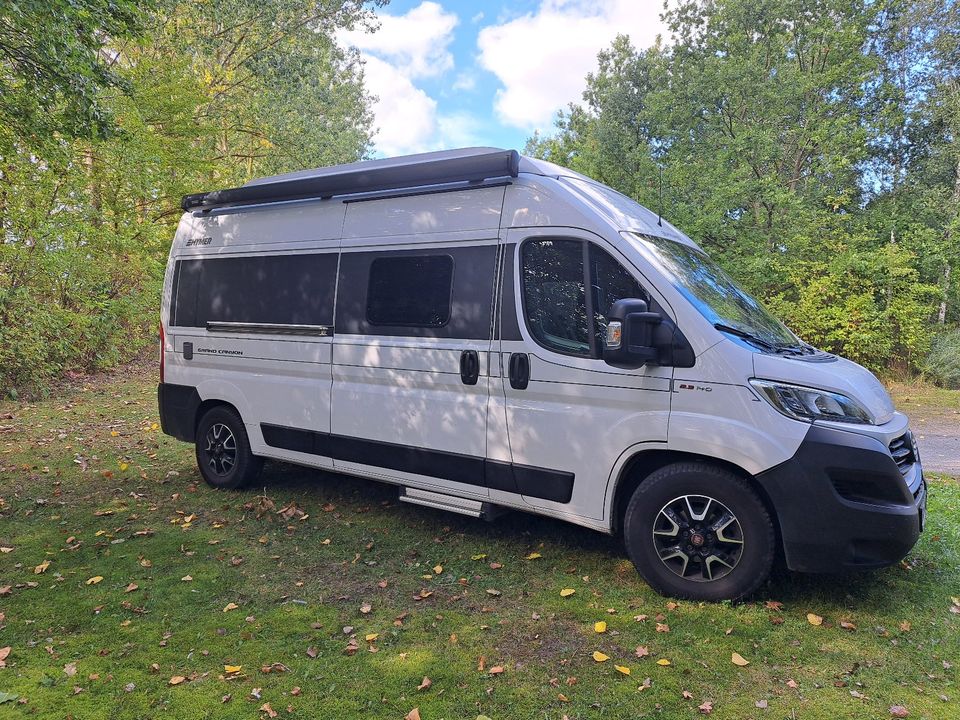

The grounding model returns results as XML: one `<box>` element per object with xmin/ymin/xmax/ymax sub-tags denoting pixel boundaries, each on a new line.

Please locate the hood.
<box><xmin>752</xmin><ymin>352</ymin><xmax>896</xmax><ymax>425</ymax></box>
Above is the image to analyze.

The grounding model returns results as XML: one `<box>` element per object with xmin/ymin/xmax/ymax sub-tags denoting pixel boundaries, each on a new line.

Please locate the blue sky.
<box><xmin>338</xmin><ymin>1</ymin><xmax>667</xmax><ymax>156</ymax></box>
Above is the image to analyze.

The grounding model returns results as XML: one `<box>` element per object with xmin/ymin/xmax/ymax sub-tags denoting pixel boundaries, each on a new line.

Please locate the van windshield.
<box><xmin>632</xmin><ymin>233</ymin><xmax>798</xmax><ymax>347</ymax></box>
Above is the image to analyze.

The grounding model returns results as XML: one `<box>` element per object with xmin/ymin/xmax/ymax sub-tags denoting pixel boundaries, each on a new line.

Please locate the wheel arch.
<box><xmin>608</xmin><ymin>449</ymin><xmax>783</xmax><ymax>555</ymax></box>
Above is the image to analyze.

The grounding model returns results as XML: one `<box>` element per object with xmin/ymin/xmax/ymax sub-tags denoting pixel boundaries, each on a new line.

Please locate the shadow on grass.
<box><xmin>249</xmin><ymin>460</ymin><xmax>943</xmax><ymax>611</ymax></box>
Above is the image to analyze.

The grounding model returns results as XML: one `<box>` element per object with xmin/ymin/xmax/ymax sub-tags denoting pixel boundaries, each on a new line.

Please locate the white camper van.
<box><xmin>159</xmin><ymin>148</ymin><xmax>926</xmax><ymax>600</ymax></box>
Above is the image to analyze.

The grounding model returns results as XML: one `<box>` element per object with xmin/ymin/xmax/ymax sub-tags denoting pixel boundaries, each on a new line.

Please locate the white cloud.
<box><xmin>477</xmin><ymin>0</ymin><xmax>667</xmax><ymax>130</ymax></box>
<box><xmin>360</xmin><ymin>56</ymin><xmax>438</xmax><ymax>157</ymax></box>
<box><xmin>338</xmin><ymin>1</ymin><xmax>459</xmax><ymax>155</ymax></box>
<box><xmin>451</xmin><ymin>72</ymin><xmax>477</xmax><ymax>92</ymax></box>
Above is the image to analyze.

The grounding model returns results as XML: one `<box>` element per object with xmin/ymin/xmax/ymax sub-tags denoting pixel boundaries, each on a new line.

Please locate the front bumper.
<box><xmin>756</xmin><ymin>423</ymin><xmax>924</xmax><ymax>573</ymax></box>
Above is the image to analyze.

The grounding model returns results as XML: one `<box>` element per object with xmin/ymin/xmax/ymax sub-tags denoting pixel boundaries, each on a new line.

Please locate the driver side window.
<box><xmin>520</xmin><ymin>238</ymin><xmax>647</xmax><ymax>358</ymax></box>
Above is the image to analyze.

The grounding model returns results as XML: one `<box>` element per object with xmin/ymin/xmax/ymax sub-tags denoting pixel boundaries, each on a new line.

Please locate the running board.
<box><xmin>399</xmin><ymin>488</ymin><xmax>506</xmax><ymax>521</ymax></box>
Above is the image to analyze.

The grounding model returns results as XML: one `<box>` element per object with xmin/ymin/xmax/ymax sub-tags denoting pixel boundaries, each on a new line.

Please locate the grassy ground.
<box><xmin>0</xmin><ymin>362</ymin><xmax>958</xmax><ymax>720</ymax></box>
<box><xmin>887</xmin><ymin>380</ymin><xmax>960</xmax><ymax>422</ymax></box>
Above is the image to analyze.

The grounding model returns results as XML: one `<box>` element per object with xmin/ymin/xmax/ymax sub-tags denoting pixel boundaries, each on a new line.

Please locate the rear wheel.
<box><xmin>623</xmin><ymin>462</ymin><xmax>775</xmax><ymax>601</ymax></box>
<box><xmin>195</xmin><ymin>406</ymin><xmax>263</xmax><ymax>490</ymax></box>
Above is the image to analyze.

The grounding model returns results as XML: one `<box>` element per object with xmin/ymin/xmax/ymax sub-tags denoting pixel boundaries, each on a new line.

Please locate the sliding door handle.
<box><xmin>460</xmin><ymin>349</ymin><xmax>480</xmax><ymax>385</ymax></box>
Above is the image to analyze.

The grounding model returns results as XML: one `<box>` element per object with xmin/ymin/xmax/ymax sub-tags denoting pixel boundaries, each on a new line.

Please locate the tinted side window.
<box><xmin>521</xmin><ymin>239</ymin><xmax>590</xmax><ymax>357</ymax></box>
<box><xmin>171</xmin><ymin>253</ymin><xmax>337</xmax><ymax>328</ymax></box>
<box><xmin>589</xmin><ymin>245</ymin><xmax>648</xmax><ymax>349</ymax></box>
<box><xmin>367</xmin><ymin>255</ymin><xmax>453</xmax><ymax>327</ymax></box>
<box><xmin>336</xmin><ymin>245</ymin><xmax>497</xmax><ymax>339</ymax></box>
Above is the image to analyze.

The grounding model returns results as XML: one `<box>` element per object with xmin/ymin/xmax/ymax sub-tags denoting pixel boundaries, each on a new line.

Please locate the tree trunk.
<box><xmin>939</xmin><ymin>262</ymin><xmax>951</xmax><ymax>324</ymax></box>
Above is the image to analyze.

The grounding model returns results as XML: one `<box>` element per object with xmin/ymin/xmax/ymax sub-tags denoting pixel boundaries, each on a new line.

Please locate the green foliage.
<box><xmin>528</xmin><ymin>0</ymin><xmax>960</xmax><ymax>372</ymax></box>
<box><xmin>0</xmin><ymin>1</ymin><xmax>379</xmax><ymax>396</ymax></box>
<box><xmin>923</xmin><ymin>329</ymin><xmax>960</xmax><ymax>389</ymax></box>
<box><xmin>0</xmin><ymin>0</ymin><xmax>146</xmax><ymax>144</ymax></box>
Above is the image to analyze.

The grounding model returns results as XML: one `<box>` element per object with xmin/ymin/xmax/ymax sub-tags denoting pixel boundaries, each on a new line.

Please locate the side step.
<box><xmin>399</xmin><ymin>487</ymin><xmax>506</xmax><ymax>521</ymax></box>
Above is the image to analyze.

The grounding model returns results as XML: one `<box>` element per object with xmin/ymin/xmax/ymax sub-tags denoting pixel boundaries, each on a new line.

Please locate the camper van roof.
<box><xmin>180</xmin><ymin>147</ymin><xmax>600</xmax><ymax>212</ymax></box>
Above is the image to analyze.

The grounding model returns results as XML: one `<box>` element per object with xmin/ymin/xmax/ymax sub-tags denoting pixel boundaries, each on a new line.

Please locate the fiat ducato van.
<box><xmin>158</xmin><ymin>147</ymin><xmax>926</xmax><ymax>600</ymax></box>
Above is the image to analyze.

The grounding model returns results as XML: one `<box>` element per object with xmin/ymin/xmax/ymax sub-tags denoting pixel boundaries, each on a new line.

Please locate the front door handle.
<box><xmin>508</xmin><ymin>352</ymin><xmax>529</xmax><ymax>390</ymax></box>
<box><xmin>460</xmin><ymin>349</ymin><xmax>480</xmax><ymax>385</ymax></box>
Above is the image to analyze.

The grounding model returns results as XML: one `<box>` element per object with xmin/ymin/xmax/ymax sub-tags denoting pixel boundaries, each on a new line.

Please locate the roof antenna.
<box><xmin>657</xmin><ymin>165</ymin><xmax>663</xmax><ymax>227</ymax></box>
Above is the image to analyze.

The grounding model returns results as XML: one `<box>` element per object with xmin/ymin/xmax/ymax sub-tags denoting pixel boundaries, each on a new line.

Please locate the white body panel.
<box><xmin>160</xmin><ymin>148</ymin><xmax>909</xmax><ymax>538</ymax></box>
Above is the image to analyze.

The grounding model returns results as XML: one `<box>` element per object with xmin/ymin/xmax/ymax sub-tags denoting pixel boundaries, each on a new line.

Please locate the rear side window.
<box><xmin>366</xmin><ymin>255</ymin><xmax>453</xmax><ymax>327</ymax></box>
<box><xmin>170</xmin><ymin>253</ymin><xmax>337</xmax><ymax>328</ymax></box>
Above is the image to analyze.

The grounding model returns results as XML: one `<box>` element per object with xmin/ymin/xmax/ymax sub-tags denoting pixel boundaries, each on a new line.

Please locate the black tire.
<box><xmin>623</xmin><ymin>462</ymin><xmax>775</xmax><ymax>601</ymax></box>
<box><xmin>195</xmin><ymin>406</ymin><xmax>263</xmax><ymax>490</ymax></box>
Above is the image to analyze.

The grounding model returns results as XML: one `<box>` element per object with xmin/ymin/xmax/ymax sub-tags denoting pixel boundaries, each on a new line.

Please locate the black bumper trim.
<box><xmin>756</xmin><ymin>423</ymin><xmax>923</xmax><ymax>573</ymax></box>
<box><xmin>157</xmin><ymin>383</ymin><xmax>202</xmax><ymax>442</ymax></box>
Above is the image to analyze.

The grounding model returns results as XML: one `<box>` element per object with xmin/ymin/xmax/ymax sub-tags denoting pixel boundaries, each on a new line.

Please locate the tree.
<box><xmin>0</xmin><ymin>0</ymin><xmax>146</xmax><ymax>146</ymax></box>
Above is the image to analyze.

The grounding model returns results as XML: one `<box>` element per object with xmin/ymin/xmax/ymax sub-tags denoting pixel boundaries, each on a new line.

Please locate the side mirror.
<box><xmin>603</xmin><ymin>298</ymin><xmax>662</xmax><ymax>368</ymax></box>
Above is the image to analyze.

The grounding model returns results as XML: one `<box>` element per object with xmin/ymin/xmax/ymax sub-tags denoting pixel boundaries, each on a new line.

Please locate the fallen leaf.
<box><xmin>889</xmin><ymin>706</ymin><xmax>909</xmax><ymax>718</ymax></box>
<box><xmin>417</xmin><ymin>676</ymin><xmax>432</xmax><ymax>691</ymax></box>
<box><xmin>592</xmin><ymin>651</ymin><xmax>609</xmax><ymax>662</ymax></box>
<box><xmin>525</xmin><ymin>552</ymin><xmax>542</xmax><ymax>560</ymax></box>
<box><xmin>594</xmin><ymin>621</ymin><xmax>607</xmax><ymax>633</ymax></box>
<box><xmin>224</xmin><ymin>665</ymin><xmax>242</xmax><ymax>674</ymax></box>
<box><xmin>223</xmin><ymin>603</ymin><xmax>239</xmax><ymax>612</ymax></box>
<box><xmin>635</xmin><ymin>646</ymin><xmax>649</xmax><ymax>658</ymax></box>
<box><xmin>786</xmin><ymin>679</ymin><xmax>798</xmax><ymax>689</ymax></box>
<box><xmin>124</xmin><ymin>583</ymin><xmax>138</xmax><ymax>593</ymax></box>
<box><xmin>840</xmin><ymin>620</ymin><xmax>857</xmax><ymax>630</ymax></box>
<box><xmin>86</xmin><ymin>576</ymin><xmax>103</xmax><ymax>585</ymax></box>
<box><xmin>486</xmin><ymin>589</ymin><xmax>501</xmax><ymax>597</ymax></box>
<box><xmin>181</xmin><ymin>575</ymin><xmax>192</xmax><ymax>582</ymax></box>
<box><xmin>405</xmin><ymin>708</ymin><xmax>421</xmax><ymax>720</ymax></box>
<box><xmin>656</xmin><ymin>659</ymin><xmax>672</xmax><ymax>666</ymax></box>
<box><xmin>0</xmin><ymin>647</ymin><xmax>10</xmax><ymax>667</ymax></box>
<box><xmin>699</xmin><ymin>700</ymin><xmax>714</xmax><ymax>714</ymax></box>
<box><xmin>614</xmin><ymin>665</ymin><xmax>631</xmax><ymax>676</ymax></box>
<box><xmin>34</xmin><ymin>560</ymin><xmax>50</xmax><ymax>574</ymax></box>
<box><xmin>64</xmin><ymin>662</ymin><xmax>77</xmax><ymax>676</ymax></box>
<box><xmin>806</xmin><ymin>613</ymin><xmax>823</xmax><ymax>626</ymax></box>
<box><xmin>477</xmin><ymin>656</ymin><xmax>485</xmax><ymax>672</ymax></box>
<box><xmin>899</xmin><ymin>621</ymin><xmax>911</xmax><ymax>632</ymax></box>
<box><xmin>290</xmin><ymin>687</ymin><xmax>302</xmax><ymax>696</ymax></box>
<box><xmin>731</xmin><ymin>652</ymin><xmax>750</xmax><ymax>667</ymax></box>
<box><xmin>489</xmin><ymin>665</ymin><xmax>504</xmax><ymax>675</ymax></box>
<box><xmin>260</xmin><ymin>702</ymin><xmax>278</xmax><ymax>718</ymax></box>
<box><xmin>359</xmin><ymin>603</ymin><xmax>372</xmax><ymax>614</ymax></box>
<box><xmin>433</xmin><ymin>565</ymin><xmax>443</xmax><ymax>574</ymax></box>
<box><xmin>169</xmin><ymin>676</ymin><xmax>186</xmax><ymax>685</ymax></box>
<box><xmin>765</xmin><ymin>600</ymin><xmax>783</xmax><ymax>610</ymax></box>
<box><xmin>656</xmin><ymin>623</ymin><xmax>670</xmax><ymax>633</ymax></box>
<box><xmin>560</xmin><ymin>588</ymin><xmax>576</xmax><ymax>597</ymax></box>
<box><xmin>365</xmin><ymin>633</ymin><xmax>378</xmax><ymax>642</ymax></box>
<box><xmin>471</xmin><ymin>554</ymin><xmax>486</xmax><ymax>560</ymax></box>
<box><xmin>755</xmin><ymin>699</ymin><xmax>768</xmax><ymax>709</ymax></box>
<box><xmin>683</xmin><ymin>690</ymin><xmax>694</xmax><ymax>699</ymax></box>
<box><xmin>0</xmin><ymin>547</ymin><xmax>12</xmax><ymax>553</ymax></box>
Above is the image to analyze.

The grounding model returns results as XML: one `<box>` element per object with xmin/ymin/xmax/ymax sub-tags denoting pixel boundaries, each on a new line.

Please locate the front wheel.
<box><xmin>195</xmin><ymin>406</ymin><xmax>263</xmax><ymax>490</ymax></box>
<box><xmin>623</xmin><ymin>462</ymin><xmax>775</xmax><ymax>601</ymax></box>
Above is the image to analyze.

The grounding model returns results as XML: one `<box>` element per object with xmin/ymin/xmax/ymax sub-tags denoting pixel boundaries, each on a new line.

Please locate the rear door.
<box><xmin>494</xmin><ymin>228</ymin><xmax>672</xmax><ymax>520</ymax></box>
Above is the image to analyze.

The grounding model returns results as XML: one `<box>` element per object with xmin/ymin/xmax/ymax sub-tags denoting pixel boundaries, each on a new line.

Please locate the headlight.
<box><xmin>749</xmin><ymin>379</ymin><xmax>874</xmax><ymax>425</ymax></box>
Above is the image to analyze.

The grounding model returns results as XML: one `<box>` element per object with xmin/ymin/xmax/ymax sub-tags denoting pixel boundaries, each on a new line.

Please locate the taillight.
<box><xmin>159</xmin><ymin>322</ymin><xmax>165</xmax><ymax>384</ymax></box>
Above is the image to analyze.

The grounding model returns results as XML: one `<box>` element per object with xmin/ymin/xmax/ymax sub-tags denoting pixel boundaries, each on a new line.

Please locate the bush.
<box><xmin>923</xmin><ymin>329</ymin><xmax>960</xmax><ymax>389</ymax></box>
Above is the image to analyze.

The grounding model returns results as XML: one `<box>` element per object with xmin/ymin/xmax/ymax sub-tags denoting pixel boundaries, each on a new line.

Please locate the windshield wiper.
<box><xmin>713</xmin><ymin>323</ymin><xmax>778</xmax><ymax>351</ymax></box>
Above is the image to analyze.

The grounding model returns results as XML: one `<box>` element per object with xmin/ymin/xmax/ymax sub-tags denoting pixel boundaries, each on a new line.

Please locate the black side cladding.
<box><xmin>260</xmin><ymin>424</ymin><xmax>575</xmax><ymax>503</ymax></box>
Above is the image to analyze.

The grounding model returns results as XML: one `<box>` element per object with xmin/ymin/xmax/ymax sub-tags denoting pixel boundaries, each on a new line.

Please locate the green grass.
<box><xmin>0</xmin><ymin>362</ymin><xmax>958</xmax><ymax>719</ymax></box>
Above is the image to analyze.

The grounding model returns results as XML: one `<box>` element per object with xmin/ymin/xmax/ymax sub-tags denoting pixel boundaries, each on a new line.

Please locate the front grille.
<box><xmin>888</xmin><ymin>434</ymin><xmax>914</xmax><ymax>476</ymax></box>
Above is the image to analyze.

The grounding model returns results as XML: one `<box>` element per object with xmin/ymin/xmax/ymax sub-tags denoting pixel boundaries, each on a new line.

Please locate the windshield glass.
<box><xmin>633</xmin><ymin>233</ymin><xmax>797</xmax><ymax>346</ymax></box>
